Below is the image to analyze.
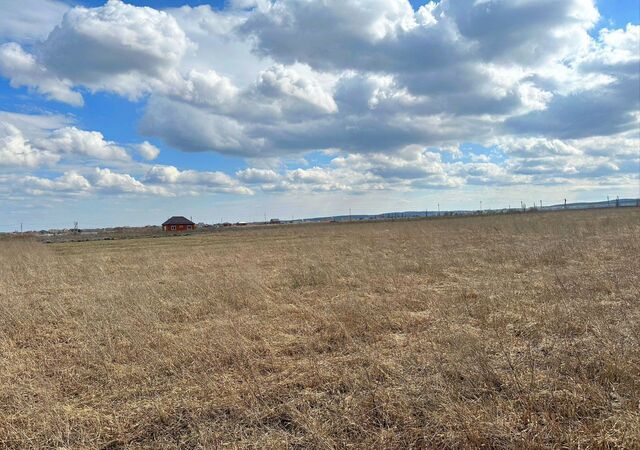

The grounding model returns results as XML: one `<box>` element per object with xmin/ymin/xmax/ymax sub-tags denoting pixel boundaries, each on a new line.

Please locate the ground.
<box><xmin>1</xmin><ymin>209</ymin><xmax>639</xmax><ymax>449</ymax></box>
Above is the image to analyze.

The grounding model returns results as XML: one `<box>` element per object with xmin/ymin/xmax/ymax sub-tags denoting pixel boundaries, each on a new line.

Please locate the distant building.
<box><xmin>162</xmin><ymin>216</ymin><xmax>195</xmax><ymax>232</ymax></box>
<box><xmin>270</xmin><ymin>218</ymin><xmax>281</xmax><ymax>224</ymax></box>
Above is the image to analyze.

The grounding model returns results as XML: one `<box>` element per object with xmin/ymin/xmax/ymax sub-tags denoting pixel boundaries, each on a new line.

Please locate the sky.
<box><xmin>0</xmin><ymin>0</ymin><xmax>638</xmax><ymax>231</ymax></box>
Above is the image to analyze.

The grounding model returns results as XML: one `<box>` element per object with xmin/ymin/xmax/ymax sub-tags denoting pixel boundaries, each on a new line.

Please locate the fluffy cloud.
<box><xmin>451</xmin><ymin>162</ymin><xmax>528</xmax><ymax>186</ymax></box>
<box><xmin>255</xmin><ymin>64</ymin><xmax>338</xmax><ymax>114</ymax></box>
<box><xmin>443</xmin><ymin>0</ymin><xmax>598</xmax><ymax>65</ymax></box>
<box><xmin>21</xmin><ymin>171</ymin><xmax>91</xmax><ymax>195</ymax></box>
<box><xmin>236</xmin><ymin>168</ymin><xmax>279</xmax><ymax>183</ymax></box>
<box><xmin>493</xmin><ymin>137</ymin><xmax>581</xmax><ymax>158</ymax></box>
<box><xmin>167</xmin><ymin>3</ymin><xmax>269</xmax><ymax>87</ymax></box>
<box><xmin>0</xmin><ymin>0</ymin><xmax>69</xmax><ymax>43</ymax></box>
<box><xmin>9</xmin><ymin>164</ymin><xmax>256</xmax><ymax>199</ymax></box>
<box><xmin>332</xmin><ymin>146</ymin><xmax>458</xmax><ymax>185</ymax></box>
<box><xmin>505</xmin><ymin>76</ymin><xmax>638</xmax><ymax>139</ymax></box>
<box><xmin>241</xmin><ymin>0</ymin><xmax>597</xmax><ymax>72</ymax></box>
<box><xmin>494</xmin><ymin>135</ymin><xmax>639</xmax><ymax>181</ymax></box>
<box><xmin>168</xmin><ymin>69</ymin><xmax>239</xmax><ymax>107</ymax></box>
<box><xmin>0</xmin><ymin>43</ymin><xmax>83</xmax><ymax>106</ymax></box>
<box><xmin>0</xmin><ymin>113</ymin><xmax>162</xmax><ymax>169</ymax></box>
<box><xmin>0</xmin><ymin>110</ymin><xmax>70</xmax><ymax>136</ymax></box>
<box><xmin>240</xmin><ymin>0</ymin><xmax>427</xmax><ymax>71</ymax></box>
<box><xmin>234</xmin><ymin>147</ymin><xmax>465</xmax><ymax>193</ymax></box>
<box><xmin>0</xmin><ymin>0</ymin><xmax>191</xmax><ymax>104</ymax></box>
<box><xmin>271</xmin><ymin>166</ymin><xmax>382</xmax><ymax>193</ymax></box>
<box><xmin>39</xmin><ymin>0</ymin><xmax>190</xmax><ymax>98</ymax></box>
<box><xmin>235</xmin><ymin>131</ymin><xmax>639</xmax><ymax>194</ymax></box>
<box><xmin>573</xmin><ymin>132</ymin><xmax>640</xmax><ymax>160</ymax></box>
<box><xmin>145</xmin><ymin>165</ymin><xmax>254</xmax><ymax>195</ymax></box>
<box><xmin>36</xmin><ymin>127</ymin><xmax>130</xmax><ymax>161</ymax></box>
<box><xmin>136</xmin><ymin>141</ymin><xmax>160</xmax><ymax>160</ymax></box>
<box><xmin>506</xmin><ymin>24</ymin><xmax>640</xmax><ymax>139</ymax></box>
<box><xmin>93</xmin><ymin>167</ymin><xmax>170</xmax><ymax>195</ymax></box>
<box><xmin>0</xmin><ymin>121</ymin><xmax>60</xmax><ymax>167</ymax></box>
<box><xmin>139</xmin><ymin>97</ymin><xmax>266</xmax><ymax>155</ymax></box>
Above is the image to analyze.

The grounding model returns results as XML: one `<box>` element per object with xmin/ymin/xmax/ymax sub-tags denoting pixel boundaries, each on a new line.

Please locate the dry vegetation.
<box><xmin>1</xmin><ymin>209</ymin><xmax>639</xmax><ymax>449</ymax></box>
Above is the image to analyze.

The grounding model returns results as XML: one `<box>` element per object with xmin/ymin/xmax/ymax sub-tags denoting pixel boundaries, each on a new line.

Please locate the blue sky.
<box><xmin>0</xmin><ymin>0</ymin><xmax>638</xmax><ymax>231</ymax></box>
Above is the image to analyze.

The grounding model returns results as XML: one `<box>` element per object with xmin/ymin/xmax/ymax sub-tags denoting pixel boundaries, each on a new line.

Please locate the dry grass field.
<box><xmin>1</xmin><ymin>209</ymin><xmax>639</xmax><ymax>449</ymax></box>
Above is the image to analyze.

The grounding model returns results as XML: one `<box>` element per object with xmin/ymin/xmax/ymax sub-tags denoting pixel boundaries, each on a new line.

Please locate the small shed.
<box><xmin>162</xmin><ymin>216</ymin><xmax>196</xmax><ymax>232</ymax></box>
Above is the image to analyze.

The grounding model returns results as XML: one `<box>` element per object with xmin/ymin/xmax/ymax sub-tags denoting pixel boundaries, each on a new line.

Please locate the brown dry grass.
<box><xmin>1</xmin><ymin>209</ymin><xmax>639</xmax><ymax>449</ymax></box>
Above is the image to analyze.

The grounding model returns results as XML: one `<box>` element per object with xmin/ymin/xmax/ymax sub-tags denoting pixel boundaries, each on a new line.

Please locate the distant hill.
<box><xmin>300</xmin><ymin>198</ymin><xmax>639</xmax><ymax>223</ymax></box>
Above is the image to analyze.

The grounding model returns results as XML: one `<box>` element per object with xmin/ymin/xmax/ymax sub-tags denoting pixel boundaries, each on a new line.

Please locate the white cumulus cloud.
<box><xmin>0</xmin><ymin>43</ymin><xmax>83</xmax><ymax>106</ymax></box>
<box><xmin>21</xmin><ymin>171</ymin><xmax>91</xmax><ymax>194</ymax></box>
<box><xmin>145</xmin><ymin>165</ymin><xmax>254</xmax><ymax>195</ymax></box>
<box><xmin>93</xmin><ymin>167</ymin><xmax>170</xmax><ymax>196</ymax></box>
<box><xmin>137</xmin><ymin>141</ymin><xmax>160</xmax><ymax>160</ymax></box>
<box><xmin>0</xmin><ymin>121</ymin><xmax>60</xmax><ymax>167</ymax></box>
<box><xmin>36</xmin><ymin>127</ymin><xmax>130</xmax><ymax>161</ymax></box>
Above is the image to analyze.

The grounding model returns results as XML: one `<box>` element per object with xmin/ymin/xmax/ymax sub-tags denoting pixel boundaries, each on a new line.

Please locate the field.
<box><xmin>1</xmin><ymin>209</ymin><xmax>639</xmax><ymax>449</ymax></box>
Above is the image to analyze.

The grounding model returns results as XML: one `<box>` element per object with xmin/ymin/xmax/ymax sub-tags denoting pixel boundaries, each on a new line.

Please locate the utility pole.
<box><xmin>20</xmin><ymin>222</ymin><xmax>23</xmax><ymax>233</ymax></box>
<box><xmin>349</xmin><ymin>208</ymin><xmax>352</xmax><ymax>222</ymax></box>
<box><xmin>437</xmin><ymin>203</ymin><xmax>440</xmax><ymax>217</ymax></box>
<box><xmin>540</xmin><ymin>200</ymin><xmax>542</xmax><ymax>209</ymax></box>
<box><xmin>480</xmin><ymin>200</ymin><xmax>483</xmax><ymax>213</ymax></box>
